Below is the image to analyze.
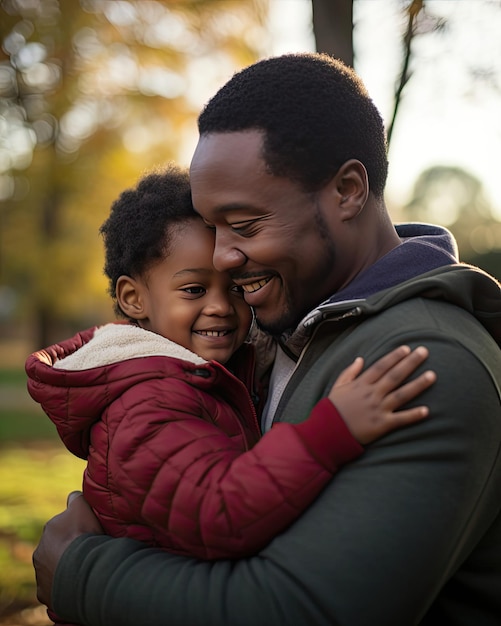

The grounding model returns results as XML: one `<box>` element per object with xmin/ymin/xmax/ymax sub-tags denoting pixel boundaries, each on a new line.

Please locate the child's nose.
<box><xmin>204</xmin><ymin>294</ymin><xmax>235</xmax><ymax>316</ymax></box>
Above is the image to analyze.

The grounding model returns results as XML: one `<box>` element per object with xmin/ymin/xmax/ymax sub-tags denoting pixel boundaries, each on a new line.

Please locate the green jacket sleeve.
<box><xmin>53</xmin><ymin>333</ymin><xmax>501</xmax><ymax>626</ymax></box>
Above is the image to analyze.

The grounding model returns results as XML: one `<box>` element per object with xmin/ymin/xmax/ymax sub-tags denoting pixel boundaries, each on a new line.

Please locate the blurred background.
<box><xmin>0</xmin><ymin>0</ymin><xmax>500</xmax><ymax>623</ymax></box>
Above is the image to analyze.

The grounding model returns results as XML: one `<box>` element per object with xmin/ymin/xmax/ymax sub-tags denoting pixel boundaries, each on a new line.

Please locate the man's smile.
<box><xmin>240</xmin><ymin>277</ymin><xmax>273</xmax><ymax>294</ymax></box>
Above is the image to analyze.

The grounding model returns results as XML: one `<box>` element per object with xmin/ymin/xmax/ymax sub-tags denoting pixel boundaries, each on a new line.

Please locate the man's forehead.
<box><xmin>191</xmin><ymin>130</ymin><xmax>265</xmax><ymax>171</ymax></box>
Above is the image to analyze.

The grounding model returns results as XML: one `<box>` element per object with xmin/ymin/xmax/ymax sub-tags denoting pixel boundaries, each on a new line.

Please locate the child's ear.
<box><xmin>116</xmin><ymin>275</ymin><xmax>147</xmax><ymax>320</ymax></box>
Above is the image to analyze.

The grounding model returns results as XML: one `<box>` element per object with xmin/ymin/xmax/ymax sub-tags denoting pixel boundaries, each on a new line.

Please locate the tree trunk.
<box><xmin>34</xmin><ymin>304</ymin><xmax>53</xmax><ymax>350</ymax></box>
<box><xmin>311</xmin><ymin>0</ymin><xmax>353</xmax><ymax>67</ymax></box>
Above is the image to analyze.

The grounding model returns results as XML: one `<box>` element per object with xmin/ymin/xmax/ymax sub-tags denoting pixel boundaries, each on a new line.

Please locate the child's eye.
<box><xmin>230</xmin><ymin>284</ymin><xmax>245</xmax><ymax>297</ymax></box>
<box><xmin>182</xmin><ymin>286</ymin><xmax>206</xmax><ymax>295</ymax></box>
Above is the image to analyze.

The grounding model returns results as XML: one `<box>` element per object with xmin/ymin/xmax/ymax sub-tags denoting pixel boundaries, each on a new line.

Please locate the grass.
<box><xmin>0</xmin><ymin>410</ymin><xmax>59</xmax><ymax>441</ymax></box>
<box><xmin>0</xmin><ymin>442</ymin><xmax>86</xmax><ymax>619</ymax></box>
<box><xmin>0</xmin><ymin>368</ymin><xmax>86</xmax><ymax>619</ymax></box>
<box><xmin>0</xmin><ymin>369</ymin><xmax>27</xmax><ymax>386</ymax></box>
<box><xmin>0</xmin><ymin>367</ymin><xmax>58</xmax><ymax>441</ymax></box>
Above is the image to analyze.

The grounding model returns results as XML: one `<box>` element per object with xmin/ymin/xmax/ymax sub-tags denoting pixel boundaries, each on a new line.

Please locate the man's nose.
<box><xmin>213</xmin><ymin>232</ymin><xmax>246</xmax><ymax>271</ymax></box>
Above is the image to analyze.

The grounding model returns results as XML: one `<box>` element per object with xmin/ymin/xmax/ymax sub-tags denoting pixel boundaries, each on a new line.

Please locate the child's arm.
<box><xmin>102</xmin><ymin>346</ymin><xmax>435</xmax><ymax>561</ymax></box>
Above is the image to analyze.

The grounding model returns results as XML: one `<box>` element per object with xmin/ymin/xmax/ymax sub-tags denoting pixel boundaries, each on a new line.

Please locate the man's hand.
<box><xmin>33</xmin><ymin>491</ymin><xmax>104</xmax><ymax>608</ymax></box>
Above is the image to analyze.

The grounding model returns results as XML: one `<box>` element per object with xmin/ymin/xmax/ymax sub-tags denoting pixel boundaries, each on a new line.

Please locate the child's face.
<box><xmin>137</xmin><ymin>218</ymin><xmax>252</xmax><ymax>364</ymax></box>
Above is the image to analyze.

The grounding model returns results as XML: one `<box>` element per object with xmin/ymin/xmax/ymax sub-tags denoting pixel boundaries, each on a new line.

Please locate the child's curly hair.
<box><xmin>100</xmin><ymin>163</ymin><xmax>197</xmax><ymax>318</ymax></box>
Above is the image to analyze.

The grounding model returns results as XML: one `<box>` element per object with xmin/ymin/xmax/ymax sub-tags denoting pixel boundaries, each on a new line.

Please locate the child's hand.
<box><xmin>328</xmin><ymin>346</ymin><xmax>436</xmax><ymax>445</ymax></box>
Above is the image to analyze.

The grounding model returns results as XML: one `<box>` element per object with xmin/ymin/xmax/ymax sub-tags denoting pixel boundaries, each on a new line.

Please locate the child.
<box><xmin>26</xmin><ymin>165</ymin><xmax>435</xmax><ymax>561</ymax></box>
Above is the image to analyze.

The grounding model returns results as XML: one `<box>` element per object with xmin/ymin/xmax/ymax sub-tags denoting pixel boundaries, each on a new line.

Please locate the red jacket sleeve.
<box><xmin>96</xmin><ymin>379</ymin><xmax>363</xmax><ymax>560</ymax></box>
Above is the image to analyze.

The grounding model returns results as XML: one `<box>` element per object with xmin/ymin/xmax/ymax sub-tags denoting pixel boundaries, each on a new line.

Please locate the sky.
<box><xmin>267</xmin><ymin>0</ymin><xmax>501</xmax><ymax>222</ymax></box>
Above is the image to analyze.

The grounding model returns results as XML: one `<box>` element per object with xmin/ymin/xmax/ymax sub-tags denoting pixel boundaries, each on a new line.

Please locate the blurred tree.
<box><xmin>311</xmin><ymin>1</ymin><xmax>445</xmax><ymax>152</ymax></box>
<box><xmin>0</xmin><ymin>0</ymin><xmax>267</xmax><ymax>349</ymax></box>
<box><xmin>311</xmin><ymin>1</ymin><xmax>499</xmax><ymax>272</ymax></box>
<box><xmin>403</xmin><ymin>165</ymin><xmax>501</xmax><ymax>279</ymax></box>
<box><xmin>311</xmin><ymin>0</ymin><xmax>353</xmax><ymax>66</ymax></box>
<box><xmin>385</xmin><ymin>0</ymin><xmax>447</xmax><ymax>147</ymax></box>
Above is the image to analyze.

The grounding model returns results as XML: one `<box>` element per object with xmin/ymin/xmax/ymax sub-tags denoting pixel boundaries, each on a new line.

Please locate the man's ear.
<box><xmin>333</xmin><ymin>159</ymin><xmax>369</xmax><ymax>222</ymax></box>
<box><xmin>116</xmin><ymin>275</ymin><xmax>147</xmax><ymax>320</ymax></box>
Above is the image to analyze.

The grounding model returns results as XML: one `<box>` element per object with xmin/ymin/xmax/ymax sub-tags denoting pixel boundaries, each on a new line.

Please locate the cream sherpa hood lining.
<box><xmin>53</xmin><ymin>324</ymin><xmax>207</xmax><ymax>371</ymax></box>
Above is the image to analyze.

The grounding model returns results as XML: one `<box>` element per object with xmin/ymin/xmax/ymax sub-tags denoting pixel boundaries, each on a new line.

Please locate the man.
<box><xmin>34</xmin><ymin>53</ymin><xmax>501</xmax><ymax>625</ymax></box>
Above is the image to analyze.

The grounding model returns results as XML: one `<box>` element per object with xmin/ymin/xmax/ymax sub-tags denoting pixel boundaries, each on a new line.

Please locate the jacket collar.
<box><xmin>280</xmin><ymin>224</ymin><xmax>500</xmax><ymax>357</ymax></box>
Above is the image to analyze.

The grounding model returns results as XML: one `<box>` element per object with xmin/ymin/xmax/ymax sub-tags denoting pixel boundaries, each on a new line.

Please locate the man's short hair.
<box><xmin>198</xmin><ymin>53</ymin><xmax>388</xmax><ymax>197</ymax></box>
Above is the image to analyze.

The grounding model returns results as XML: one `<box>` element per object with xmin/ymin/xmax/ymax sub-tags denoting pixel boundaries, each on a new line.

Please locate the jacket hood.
<box><xmin>327</xmin><ymin>222</ymin><xmax>459</xmax><ymax>304</ymax></box>
<box><xmin>284</xmin><ymin>224</ymin><xmax>500</xmax><ymax>356</ymax></box>
<box><xmin>26</xmin><ymin>323</ymin><xmax>254</xmax><ymax>458</ymax></box>
<box><xmin>313</xmin><ymin>265</ymin><xmax>501</xmax><ymax>347</ymax></box>
<box><xmin>26</xmin><ymin>323</ymin><xmax>209</xmax><ymax>425</ymax></box>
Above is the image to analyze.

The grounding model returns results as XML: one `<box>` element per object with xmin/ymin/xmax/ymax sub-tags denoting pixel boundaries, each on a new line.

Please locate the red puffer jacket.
<box><xmin>26</xmin><ymin>323</ymin><xmax>362</xmax><ymax>559</ymax></box>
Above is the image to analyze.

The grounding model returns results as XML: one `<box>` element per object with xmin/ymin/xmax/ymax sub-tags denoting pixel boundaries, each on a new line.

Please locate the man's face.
<box><xmin>190</xmin><ymin>131</ymin><xmax>344</xmax><ymax>336</ymax></box>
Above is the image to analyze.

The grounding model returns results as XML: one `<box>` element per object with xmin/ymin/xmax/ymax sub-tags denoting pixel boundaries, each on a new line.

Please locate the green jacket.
<box><xmin>54</xmin><ymin>264</ymin><xmax>501</xmax><ymax>626</ymax></box>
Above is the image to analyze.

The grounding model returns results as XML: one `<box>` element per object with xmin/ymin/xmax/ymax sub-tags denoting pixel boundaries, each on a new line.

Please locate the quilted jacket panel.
<box><xmin>26</xmin><ymin>324</ymin><xmax>362</xmax><ymax>559</ymax></box>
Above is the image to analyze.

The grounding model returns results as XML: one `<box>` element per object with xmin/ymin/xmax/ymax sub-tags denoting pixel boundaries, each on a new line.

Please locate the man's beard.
<box><xmin>253</xmin><ymin>202</ymin><xmax>337</xmax><ymax>338</ymax></box>
<box><xmin>254</xmin><ymin>292</ymin><xmax>302</xmax><ymax>339</ymax></box>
